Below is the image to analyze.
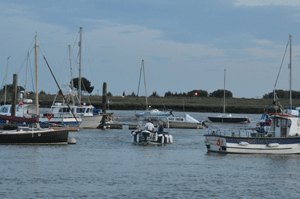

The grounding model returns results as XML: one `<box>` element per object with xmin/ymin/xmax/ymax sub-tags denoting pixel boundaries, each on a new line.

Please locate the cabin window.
<box><xmin>288</xmin><ymin>119</ymin><xmax>292</xmax><ymax>128</ymax></box>
<box><xmin>59</xmin><ymin>108</ymin><xmax>70</xmax><ymax>113</ymax></box>
<box><xmin>77</xmin><ymin>108</ymin><xmax>86</xmax><ymax>113</ymax></box>
<box><xmin>0</xmin><ymin>107</ymin><xmax>8</xmax><ymax>113</ymax></box>
<box><xmin>281</xmin><ymin>119</ymin><xmax>287</xmax><ymax>128</ymax></box>
<box><xmin>86</xmin><ymin>108</ymin><xmax>90</xmax><ymax>113</ymax></box>
<box><xmin>276</xmin><ymin>118</ymin><xmax>280</xmax><ymax>127</ymax></box>
<box><xmin>297</xmin><ymin>119</ymin><xmax>300</xmax><ymax>126</ymax></box>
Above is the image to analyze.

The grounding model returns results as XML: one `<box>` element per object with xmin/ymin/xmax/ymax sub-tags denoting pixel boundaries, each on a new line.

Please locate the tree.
<box><xmin>107</xmin><ymin>92</ymin><xmax>112</xmax><ymax>97</ymax></box>
<box><xmin>130</xmin><ymin>92</ymin><xmax>136</xmax><ymax>97</ymax></box>
<box><xmin>263</xmin><ymin>90</ymin><xmax>300</xmax><ymax>99</ymax></box>
<box><xmin>187</xmin><ymin>90</ymin><xmax>208</xmax><ymax>97</ymax></box>
<box><xmin>40</xmin><ymin>90</ymin><xmax>46</xmax><ymax>94</ymax></box>
<box><xmin>164</xmin><ymin>91</ymin><xmax>173</xmax><ymax>97</ymax></box>
<box><xmin>209</xmin><ymin>89</ymin><xmax>233</xmax><ymax>98</ymax></box>
<box><xmin>150</xmin><ymin>91</ymin><xmax>160</xmax><ymax>97</ymax></box>
<box><xmin>0</xmin><ymin>84</ymin><xmax>25</xmax><ymax>93</ymax></box>
<box><xmin>71</xmin><ymin>77</ymin><xmax>94</xmax><ymax>94</ymax></box>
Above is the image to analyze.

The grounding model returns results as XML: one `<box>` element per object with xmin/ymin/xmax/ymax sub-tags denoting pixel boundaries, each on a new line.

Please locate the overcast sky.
<box><xmin>1</xmin><ymin>0</ymin><xmax>300</xmax><ymax>98</ymax></box>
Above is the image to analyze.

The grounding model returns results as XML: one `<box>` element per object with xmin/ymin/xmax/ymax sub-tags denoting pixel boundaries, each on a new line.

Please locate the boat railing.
<box><xmin>207</xmin><ymin>129</ymin><xmax>258</xmax><ymax>138</ymax></box>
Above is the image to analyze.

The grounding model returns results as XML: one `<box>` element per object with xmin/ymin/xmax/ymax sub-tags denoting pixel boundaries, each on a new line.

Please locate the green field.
<box><xmin>4</xmin><ymin>93</ymin><xmax>297</xmax><ymax>114</ymax></box>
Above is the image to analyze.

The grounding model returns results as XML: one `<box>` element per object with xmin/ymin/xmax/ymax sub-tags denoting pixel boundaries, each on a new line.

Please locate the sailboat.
<box><xmin>204</xmin><ymin>35</ymin><xmax>300</xmax><ymax>154</ymax></box>
<box><xmin>0</xmin><ymin>35</ymin><xmax>70</xmax><ymax>144</ymax></box>
<box><xmin>134</xmin><ymin>60</ymin><xmax>172</xmax><ymax>119</ymax></box>
<box><xmin>208</xmin><ymin>69</ymin><xmax>250</xmax><ymax>123</ymax></box>
<box><xmin>39</xmin><ymin>27</ymin><xmax>102</xmax><ymax>129</ymax></box>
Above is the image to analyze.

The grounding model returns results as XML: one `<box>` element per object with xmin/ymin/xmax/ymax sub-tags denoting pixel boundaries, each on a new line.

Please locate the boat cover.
<box><xmin>0</xmin><ymin>115</ymin><xmax>38</xmax><ymax>123</ymax></box>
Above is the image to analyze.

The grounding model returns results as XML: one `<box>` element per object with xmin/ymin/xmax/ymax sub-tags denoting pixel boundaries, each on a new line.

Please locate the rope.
<box><xmin>135</xmin><ymin>64</ymin><xmax>143</xmax><ymax>112</ymax></box>
<box><xmin>265</xmin><ymin>39</ymin><xmax>290</xmax><ymax>114</ymax></box>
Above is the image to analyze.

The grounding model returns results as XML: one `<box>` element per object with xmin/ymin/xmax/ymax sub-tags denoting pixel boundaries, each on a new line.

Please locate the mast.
<box><xmin>142</xmin><ymin>60</ymin><xmax>148</xmax><ymax>110</ymax></box>
<box><xmin>78</xmin><ymin>27</ymin><xmax>83</xmax><ymax>104</ymax></box>
<box><xmin>24</xmin><ymin>52</ymin><xmax>30</xmax><ymax>95</ymax></box>
<box><xmin>4</xmin><ymin>56</ymin><xmax>10</xmax><ymax>105</ymax></box>
<box><xmin>69</xmin><ymin>45</ymin><xmax>75</xmax><ymax>106</ymax></box>
<box><xmin>223</xmin><ymin>69</ymin><xmax>226</xmax><ymax>113</ymax></box>
<box><xmin>35</xmin><ymin>35</ymin><xmax>39</xmax><ymax>117</ymax></box>
<box><xmin>289</xmin><ymin>34</ymin><xmax>292</xmax><ymax>109</ymax></box>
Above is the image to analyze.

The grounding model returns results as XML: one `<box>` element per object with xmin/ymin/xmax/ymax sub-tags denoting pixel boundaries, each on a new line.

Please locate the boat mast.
<box><xmin>289</xmin><ymin>34</ymin><xmax>292</xmax><ymax>109</ymax></box>
<box><xmin>142</xmin><ymin>60</ymin><xmax>148</xmax><ymax>110</ymax></box>
<box><xmin>4</xmin><ymin>56</ymin><xmax>10</xmax><ymax>105</ymax></box>
<box><xmin>223</xmin><ymin>69</ymin><xmax>226</xmax><ymax>113</ymax></box>
<box><xmin>69</xmin><ymin>45</ymin><xmax>75</xmax><ymax>106</ymax></box>
<box><xmin>35</xmin><ymin>35</ymin><xmax>39</xmax><ymax>117</ymax></box>
<box><xmin>78</xmin><ymin>27</ymin><xmax>83</xmax><ymax>105</ymax></box>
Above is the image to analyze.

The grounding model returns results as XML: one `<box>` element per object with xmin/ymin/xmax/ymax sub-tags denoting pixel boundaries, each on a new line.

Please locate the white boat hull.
<box><xmin>205</xmin><ymin>135</ymin><xmax>300</xmax><ymax>154</ymax></box>
<box><xmin>80</xmin><ymin>115</ymin><xmax>103</xmax><ymax>129</ymax></box>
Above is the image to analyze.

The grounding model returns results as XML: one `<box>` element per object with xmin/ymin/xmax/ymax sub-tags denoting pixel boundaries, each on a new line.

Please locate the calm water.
<box><xmin>0</xmin><ymin>110</ymin><xmax>300</xmax><ymax>198</ymax></box>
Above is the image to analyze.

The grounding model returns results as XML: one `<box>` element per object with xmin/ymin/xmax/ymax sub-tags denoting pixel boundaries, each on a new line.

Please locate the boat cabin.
<box><xmin>49</xmin><ymin>103</ymin><xmax>96</xmax><ymax>117</ymax></box>
<box><xmin>268</xmin><ymin>114</ymin><xmax>300</xmax><ymax>137</ymax></box>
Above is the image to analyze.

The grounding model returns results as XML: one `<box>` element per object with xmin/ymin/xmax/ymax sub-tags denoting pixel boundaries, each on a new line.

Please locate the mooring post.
<box><xmin>102</xmin><ymin>82</ymin><xmax>107</xmax><ymax>114</ymax></box>
<box><xmin>11</xmin><ymin>74</ymin><xmax>18</xmax><ymax>124</ymax></box>
<box><xmin>99</xmin><ymin>82</ymin><xmax>107</xmax><ymax>129</ymax></box>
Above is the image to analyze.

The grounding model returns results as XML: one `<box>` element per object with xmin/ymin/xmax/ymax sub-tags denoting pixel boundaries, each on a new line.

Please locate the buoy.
<box><xmin>68</xmin><ymin>137</ymin><xmax>76</xmax><ymax>144</ymax></box>
<box><xmin>248</xmin><ymin>119</ymin><xmax>251</xmax><ymax>123</ymax></box>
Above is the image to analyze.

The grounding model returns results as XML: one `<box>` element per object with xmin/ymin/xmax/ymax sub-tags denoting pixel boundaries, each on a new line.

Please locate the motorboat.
<box><xmin>135</xmin><ymin>109</ymin><xmax>172</xmax><ymax>119</ymax></box>
<box><xmin>167</xmin><ymin>114</ymin><xmax>207</xmax><ymax>129</ymax></box>
<box><xmin>204</xmin><ymin>111</ymin><xmax>300</xmax><ymax>154</ymax></box>
<box><xmin>205</xmin><ymin>35</ymin><xmax>300</xmax><ymax>154</ymax></box>
<box><xmin>39</xmin><ymin>102</ymin><xmax>102</xmax><ymax>129</ymax></box>
<box><xmin>131</xmin><ymin>118</ymin><xmax>173</xmax><ymax>145</ymax></box>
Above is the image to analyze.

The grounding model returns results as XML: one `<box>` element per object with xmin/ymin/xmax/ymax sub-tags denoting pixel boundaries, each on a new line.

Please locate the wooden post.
<box><xmin>102</xmin><ymin>82</ymin><xmax>107</xmax><ymax>114</ymax></box>
<box><xmin>11</xmin><ymin>74</ymin><xmax>18</xmax><ymax>122</ymax></box>
<box><xmin>99</xmin><ymin>82</ymin><xmax>107</xmax><ymax>128</ymax></box>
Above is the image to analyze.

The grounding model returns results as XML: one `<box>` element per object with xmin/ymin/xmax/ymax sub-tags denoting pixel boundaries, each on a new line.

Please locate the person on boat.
<box><xmin>157</xmin><ymin>121</ymin><xmax>165</xmax><ymax>134</ymax></box>
<box><xmin>145</xmin><ymin>119</ymin><xmax>155</xmax><ymax>131</ymax></box>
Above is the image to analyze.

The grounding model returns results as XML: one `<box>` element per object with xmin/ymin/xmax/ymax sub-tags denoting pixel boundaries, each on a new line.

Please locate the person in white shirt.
<box><xmin>145</xmin><ymin>119</ymin><xmax>155</xmax><ymax>131</ymax></box>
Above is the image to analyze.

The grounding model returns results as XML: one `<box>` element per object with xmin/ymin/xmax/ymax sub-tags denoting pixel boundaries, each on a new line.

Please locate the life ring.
<box><xmin>52</xmin><ymin>123</ymin><xmax>57</xmax><ymax>127</ymax></box>
<box><xmin>47</xmin><ymin>113</ymin><xmax>53</xmax><ymax>121</ymax></box>
<box><xmin>216</xmin><ymin>140</ymin><xmax>221</xmax><ymax>146</ymax></box>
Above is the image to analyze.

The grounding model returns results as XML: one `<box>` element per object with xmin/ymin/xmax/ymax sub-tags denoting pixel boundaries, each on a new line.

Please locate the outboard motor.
<box><xmin>201</xmin><ymin>120</ymin><xmax>208</xmax><ymax>128</ymax></box>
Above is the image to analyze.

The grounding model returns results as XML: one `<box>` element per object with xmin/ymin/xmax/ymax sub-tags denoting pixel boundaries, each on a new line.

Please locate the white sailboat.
<box><xmin>40</xmin><ymin>27</ymin><xmax>102</xmax><ymax>129</ymax></box>
<box><xmin>134</xmin><ymin>60</ymin><xmax>171</xmax><ymax>119</ymax></box>
<box><xmin>208</xmin><ymin>69</ymin><xmax>250</xmax><ymax>123</ymax></box>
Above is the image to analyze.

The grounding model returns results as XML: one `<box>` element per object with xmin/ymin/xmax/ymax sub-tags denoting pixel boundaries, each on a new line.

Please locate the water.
<box><xmin>1</xmin><ymin>110</ymin><xmax>300</xmax><ymax>198</ymax></box>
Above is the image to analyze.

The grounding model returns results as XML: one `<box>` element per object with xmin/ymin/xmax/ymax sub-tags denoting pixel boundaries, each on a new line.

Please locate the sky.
<box><xmin>1</xmin><ymin>0</ymin><xmax>300</xmax><ymax>98</ymax></box>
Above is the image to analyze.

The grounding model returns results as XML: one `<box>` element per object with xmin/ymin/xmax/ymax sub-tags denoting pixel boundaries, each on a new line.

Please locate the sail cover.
<box><xmin>0</xmin><ymin>115</ymin><xmax>38</xmax><ymax>123</ymax></box>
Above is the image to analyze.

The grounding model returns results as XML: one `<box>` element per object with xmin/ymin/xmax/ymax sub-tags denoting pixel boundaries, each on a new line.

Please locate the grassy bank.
<box><xmin>2</xmin><ymin>93</ymin><xmax>298</xmax><ymax>114</ymax></box>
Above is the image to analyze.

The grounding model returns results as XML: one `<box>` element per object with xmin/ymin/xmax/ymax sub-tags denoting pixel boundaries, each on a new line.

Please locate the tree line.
<box><xmin>125</xmin><ymin>89</ymin><xmax>233</xmax><ymax>98</ymax></box>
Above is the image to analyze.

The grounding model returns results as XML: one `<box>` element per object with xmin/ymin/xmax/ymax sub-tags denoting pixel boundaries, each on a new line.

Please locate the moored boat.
<box><xmin>208</xmin><ymin>114</ymin><xmax>250</xmax><ymax>123</ymax></box>
<box><xmin>204</xmin><ymin>112</ymin><xmax>300</xmax><ymax>154</ymax></box>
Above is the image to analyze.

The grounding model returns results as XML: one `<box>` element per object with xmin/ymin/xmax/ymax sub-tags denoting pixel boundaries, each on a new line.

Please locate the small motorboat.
<box><xmin>131</xmin><ymin>129</ymin><xmax>173</xmax><ymax>145</ymax></box>
<box><xmin>131</xmin><ymin>118</ymin><xmax>173</xmax><ymax>145</ymax></box>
